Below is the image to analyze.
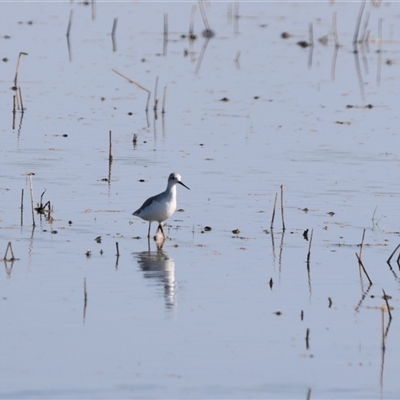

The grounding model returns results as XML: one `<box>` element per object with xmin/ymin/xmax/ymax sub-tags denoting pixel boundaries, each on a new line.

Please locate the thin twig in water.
<box><xmin>280</xmin><ymin>185</ymin><xmax>286</xmax><ymax>231</ymax></box>
<box><xmin>305</xmin><ymin>328</ymin><xmax>310</xmax><ymax>350</ymax></box>
<box><xmin>387</xmin><ymin>243</ymin><xmax>400</xmax><ymax>264</ymax></box>
<box><xmin>359</xmin><ymin>228</ymin><xmax>366</xmax><ymax>260</ymax></box>
<box><xmin>111</xmin><ymin>18</ymin><xmax>118</xmax><ymax>52</ymax></box>
<box><xmin>154</xmin><ymin>76</ymin><xmax>159</xmax><ymax>112</ymax></box>
<box><xmin>189</xmin><ymin>5</ymin><xmax>196</xmax><ymax>36</ymax></box>
<box><xmin>111</xmin><ymin>17</ymin><xmax>118</xmax><ymax>38</ymax></box>
<box><xmin>84</xmin><ymin>277</ymin><xmax>88</xmax><ymax>302</ymax></box>
<box><xmin>198</xmin><ymin>0</ymin><xmax>211</xmax><ymax>30</ymax></box>
<box><xmin>18</xmin><ymin>87</ymin><xmax>24</xmax><ymax>112</ymax></box>
<box><xmin>163</xmin><ymin>13</ymin><xmax>168</xmax><ymax>56</ymax></box>
<box><xmin>307</xmin><ymin>229</ymin><xmax>314</xmax><ymax>263</ymax></box>
<box><xmin>162</xmin><ymin>86</ymin><xmax>167</xmax><ymax>114</ymax></box>
<box><xmin>270</xmin><ymin>192</ymin><xmax>278</xmax><ymax>230</ymax></box>
<box><xmin>116</xmin><ymin>242</ymin><xmax>120</xmax><ymax>257</ymax></box>
<box><xmin>360</xmin><ymin>10</ymin><xmax>370</xmax><ymax>43</ymax></box>
<box><xmin>355</xmin><ymin>252</ymin><xmax>373</xmax><ymax>285</ymax></box>
<box><xmin>108</xmin><ymin>130</ymin><xmax>113</xmax><ymax>162</ymax></box>
<box><xmin>14</xmin><ymin>52</ymin><xmax>28</xmax><ymax>87</ymax></box>
<box><xmin>66</xmin><ymin>10</ymin><xmax>73</xmax><ymax>38</ymax></box>
<box><xmin>353</xmin><ymin>0</ymin><xmax>366</xmax><ymax>44</ymax></box>
<box><xmin>333</xmin><ymin>11</ymin><xmax>339</xmax><ymax>47</ymax></box>
<box><xmin>27</xmin><ymin>173</ymin><xmax>35</xmax><ymax>227</ymax></box>
<box><xmin>112</xmin><ymin>69</ymin><xmax>151</xmax><ymax>111</ymax></box>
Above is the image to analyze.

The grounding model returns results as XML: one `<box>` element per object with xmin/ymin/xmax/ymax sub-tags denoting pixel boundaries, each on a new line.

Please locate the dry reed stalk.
<box><xmin>66</xmin><ymin>10</ymin><xmax>73</xmax><ymax>38</ymax></box>
<box><xmin>306</xmin><ymin>229</ymin><xmax>314</xmax><ymax>263</ymax></box>
<box><xmin>386</xmin><ymin>243</ymin><xmax>400</xmax><ymax>264</ymax></box>
<box><xmin>280</xmin><ymin>185</ymin><xmax>286</xmax><ymax>231</ymax></box>
<box><xmin>359</xmin><ymin>228</ymin><xmax>366</xmax><ymax>260</ymax></box>
<box><xmin>14</xmin><ymin>52</ymin><xmax>28</xmax><ymax>87</ymax></box>
<box><xmin>353</xmin><ymin>0</ymin><xmax>366</xmax><ymax>44</ymax></box>
<box><xmin>355</xmin><ymin>252</ymin><xmax>373</xmax><ymax>285</ymax></box>
<box><xmin>112</xmin><ymin>69</ymin><xmax>151</xmax><ymax>111</ymax></box>
<box><xmin>111</xmin><ymin>17</ymin><xmax>118</xmax><ymax>37</ymax></box>
<box><xmin>270</xmin><ymin>192</ymin><xmax>277</xmax><ymax>230</ymax></box>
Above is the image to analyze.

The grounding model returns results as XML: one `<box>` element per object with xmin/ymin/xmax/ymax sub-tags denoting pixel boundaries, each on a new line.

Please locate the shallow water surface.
<box><xmin>1</xmin><ymin>1</ymin><xmax>400</xmax><ymax>399</ymax></box>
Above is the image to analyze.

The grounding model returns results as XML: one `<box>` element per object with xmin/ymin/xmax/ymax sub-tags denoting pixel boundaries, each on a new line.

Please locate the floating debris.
<box><xmin>297</xmin><ymin>41</ymin><xmax>310</xmax><ymax>48</ymax></box>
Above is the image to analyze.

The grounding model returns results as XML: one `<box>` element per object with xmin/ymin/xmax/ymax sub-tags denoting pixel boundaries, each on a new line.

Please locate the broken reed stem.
<box><xmin>112</xmin><ymin>69</ymin><xmax>151</xmax><ymax>112</ymax></box>
<box><xmin>359</xmin><ymin>228</ymin><xmax>366</xmax><ymax>260</ymax></box>
<box><xmin>382</xmin><ymin>289</ymin><xmax>392</xmax><ymax>320</ymax></box>
<box><xmin>66</xmin><ymin>10</ymin><xmax>73</xmax><ymax>38</ymax></box>
<box><xmin>162</xmin><ymin>86</ymin><xmax>167</xmax><ymax>114</ymax></box>
<box><xmin>307</xmin><ymin>229</ymin><xmax>314</xmax><ymax>263</ymax></box>
<box><xmin>28</xmin><ymin>174</ymin><xmax>35</xmax><ymax>227</ymax></box>
<box><xmin>116</xmin><ymin>242</ymin><xmax>120</xmax><ymax>257</ymax></box>
<box><xmin>84</xmin><ymin>277</ymin><xmax>87</xmax><ymax>302</ymax></box>
<box><xmin>14</xmin><ymin>52</ymin><xmax>28</xmax><ymax>88</ymax></box>
<box><xmin>153</xmin><ymin>76</ymin><xmax>159</xmax><ymax>111</ymax></box>
<box><xmin>386</xmin><ymin>243</ymin><xmax>400</xmax><ymax>263</ymax></box>
<box><xmin>108</xmin><ymin>130</ymin><xmax>113</xmax><ymax>162</ymax></box>
<box><xmin>355</xmin><ymin>252</ymin><xmax>373</xmax><ymax>285</ymax></box>
<box><xmin>270</xmin><ymin>192</ymin><xmax>278</xmax><ymax>230</ymax></box>
<box><xmin>280</xmin><ymin>185</ymin><xmax>286</xmax><ymax>231</ymax></box>
<box><xmin>111</xmin><ymin>17</ymin><xmax>118</xmax><ymax>37</ymax></box>
<box><xmin>353</xmin><ymin>0</ymin><xmax>366</xmax><ymax>44</ymax></box>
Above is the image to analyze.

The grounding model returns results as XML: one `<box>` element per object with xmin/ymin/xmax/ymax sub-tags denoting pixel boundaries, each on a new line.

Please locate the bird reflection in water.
<box><xmin>134</xmin><ymin>238</ymin><xmax>177</xmax><ymax>311</ymax></box>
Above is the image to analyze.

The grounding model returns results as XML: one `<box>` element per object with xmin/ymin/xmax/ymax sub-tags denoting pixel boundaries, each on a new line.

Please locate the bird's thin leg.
<box><xmin>147</xmin><ymin>221</ymin><xmax>152</xmax><ymax>238</ymax></box>
<box><xmin>158</xmin><ymin>223</ymin><xmax>166</xmax><ymax>239</ymax></box>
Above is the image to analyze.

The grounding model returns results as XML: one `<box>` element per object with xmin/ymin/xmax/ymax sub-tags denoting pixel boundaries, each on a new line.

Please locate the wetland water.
<box><xmin>1</xmin><ymin>1</ymin><xmax>400</xmax><ymax>399</ymax></box>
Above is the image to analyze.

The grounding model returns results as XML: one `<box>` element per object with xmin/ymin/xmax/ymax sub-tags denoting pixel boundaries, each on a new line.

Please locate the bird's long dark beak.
<box><xmin>179</xmin><ymin>181</ymin><xmax>190</xmax><ymax>190</ymax></box>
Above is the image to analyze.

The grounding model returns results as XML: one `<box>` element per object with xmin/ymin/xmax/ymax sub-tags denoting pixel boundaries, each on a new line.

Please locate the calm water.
<box><xmin>1</xmin><ymin>1</ymin><xmax>400</xmax><ymax>399</ymax></box>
